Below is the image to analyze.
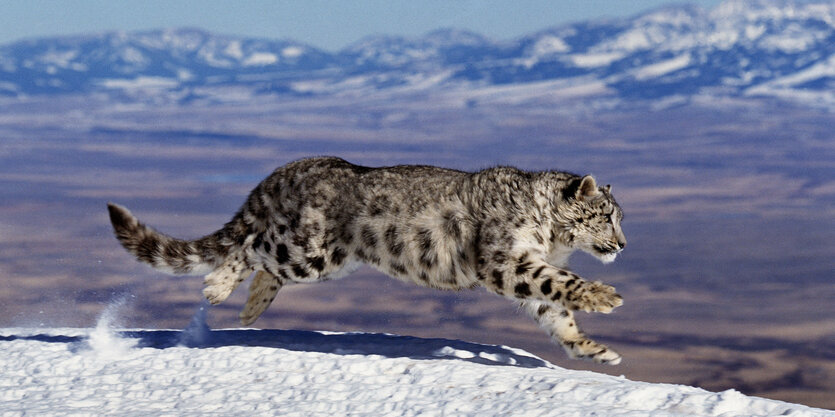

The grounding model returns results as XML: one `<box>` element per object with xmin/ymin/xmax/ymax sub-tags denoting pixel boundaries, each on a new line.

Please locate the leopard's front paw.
<box><xmin>568</xmin><ymin>281</ymin><xmax>622</xmax><ymax>313</ymax></box>
<box><xmin>563</xmin><ymin>338</ymin><xmax>622</xmax><ymax>365</ymax></box>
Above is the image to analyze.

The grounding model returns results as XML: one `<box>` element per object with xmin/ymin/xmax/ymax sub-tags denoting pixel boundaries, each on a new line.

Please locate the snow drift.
<box><xmin>1</xmin><ymin>324</ymin><xmax>832</xmax><ymax>416</ymax></box>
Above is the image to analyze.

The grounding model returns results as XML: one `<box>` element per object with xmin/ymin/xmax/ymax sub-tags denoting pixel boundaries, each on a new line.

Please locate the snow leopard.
<box><xmin>108</xmin><ymin>157</ymin><xmax>627</xmax><ymax>364</ymax></box>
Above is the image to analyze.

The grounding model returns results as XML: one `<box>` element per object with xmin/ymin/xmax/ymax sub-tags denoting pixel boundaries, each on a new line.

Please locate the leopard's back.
<box><xmin>243</xmin><ymin>158</ymin><xmax>477</xmax><ymax>289</ymax></box>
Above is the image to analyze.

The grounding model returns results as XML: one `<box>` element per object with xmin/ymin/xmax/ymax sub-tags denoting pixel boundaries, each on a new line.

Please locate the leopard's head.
<box><xmin>562</xmin><ymin>175</ymin><xmax>626</xmax><ymax>264</ymax></box>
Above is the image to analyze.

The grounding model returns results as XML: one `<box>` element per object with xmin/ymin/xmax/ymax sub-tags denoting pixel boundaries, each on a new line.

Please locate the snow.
<box><xmin>0</xmin><ymin>81</ymin><xmax>19</xmax><ymax>92</ymax></box>
<box><xmin>603</xmin><ymin>28</ymin><xmax>660</xmax><ymax>52</ymax></box>
<box><xmin>1</xmin><ymin>303</ymin><xmax>832</xmax><ymax>416</ymax></box>
<box><xmin>708</xmin><ymin>1</ymin><xmax>835</xmax><ymax>52</ymax></box>
<box><xmin>760</xmin><ymin>24</ymin><xmax>825</xmax><ymax>53</ymax></box>
<box><xmin>282</xmin><ymin>46</ymin><xmax>305</xmax><ymax>59</ymax></box>
<box><xmin>118</xmin><ymin>47</ymin><xmax>148</xmax><ymax>66</ymax></box>
<box><xmin>745</xmin><ymin>54</ymin><xmax>835</xmax><ymax>107</ymax></box>
<box><xmin>569</xmin><ymin>52</ymin><xmax>626</xmax><ymax>68</ymax></box>
<box><xmin>532</xmin><ymin>35</ymin><xmax>571</xmax><ymax>56</ymax></box>
<box><xmin>634</xmin><ymin>54</ymin><xmax>692</xmax><ymax>80</ymax></box>
<box><xmin>520</xmin><ymin>36</ymin><xmax>572</xmax><ymax>68</ymax></box>
<box><xmin>37</xmin><ymin>49</ymin><xmax>79</xmax><ymax>69</ymax></box>
<box><xmin>176</xmin><ymin>68</ymin><xmax>194</xmax><ymax>81</ymax></box>
<box><xmin>744</xmin><ymin>24</ymin><xmax>766</xmax><ymax>41</ymax></box>
<box><xmin>243</xmin><ymin>52</ymin><xmax>279</xmax><ymax>66</ymax></box>
<box><xmin>99</xmin><ymin>76</ymin><xmax>179</xmax><ymax>90</ymax></box>
<box><xmin>767</xmin><ymin>54</ymin><xmax>835</xmax><ymax>87</ymax></box>
<box><xmin>224</xmin><ymin>41</ymin><xmax>244</xmax><ymax>60</ymax></box>
<box><xmin>198</xmin><ymin>46</ymin><xmax>234</xmax><ymax>68</ymax></box>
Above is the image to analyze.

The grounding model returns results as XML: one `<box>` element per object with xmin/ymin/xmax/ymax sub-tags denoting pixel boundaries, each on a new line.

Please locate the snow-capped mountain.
<box><xmin>1</xmin><ymin>0</ymin><xmax>833</xmax><ymax>108</ymax></box>
<box><xmin>0</xmin><ymin>28</ymin><xmax>332</xmax><ymax>96</ymax></box>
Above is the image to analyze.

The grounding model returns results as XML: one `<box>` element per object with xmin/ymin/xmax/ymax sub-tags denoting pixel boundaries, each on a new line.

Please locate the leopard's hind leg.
<box><xmin>521</xmin><ymin>299</ymin><xmax>622</xmax><ymax>365</ymax></box>
<box><xmin>239</xmin><ymin>270</ymin><xmax>284</xmax><ymax>325</ymax></box>
<box><xmin>202</xmin><ymin>250</ymin><xmax>252</xmax><ymax>305</ymax></box>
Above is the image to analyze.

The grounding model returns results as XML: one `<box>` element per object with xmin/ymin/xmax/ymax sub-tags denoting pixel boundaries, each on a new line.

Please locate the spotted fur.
<box><xmin>108</xmin><ymin>156</ymin><xmax>627</xmax><ymax>364</ymax></box>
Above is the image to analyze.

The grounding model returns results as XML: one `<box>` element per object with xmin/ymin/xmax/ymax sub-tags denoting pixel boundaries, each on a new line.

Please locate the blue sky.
<box><xmin>2</xmin><ymin>0</ymin><xmax>725</xmax><ymax>50</ymax></box>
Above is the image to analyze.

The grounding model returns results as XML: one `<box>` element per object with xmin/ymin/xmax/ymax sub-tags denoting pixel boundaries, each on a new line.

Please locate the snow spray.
<box><xmin>85</xmin><ymin>295</ymin><xmax>138</xmax><ymax>359</ymax></box>
<box><xmin>178</xmin><ymin>298</ymin><xmax>213</xmax><ymax>347</ymax></box>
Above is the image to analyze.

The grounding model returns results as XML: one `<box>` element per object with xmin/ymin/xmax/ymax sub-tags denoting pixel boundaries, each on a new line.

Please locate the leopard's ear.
<box><xmin>604</xmin><ymin>184</ymin><xmax>611</xmax><ymax>193</ymax></box>
<box><xmin>577</xmin><ymin>175</ymin><xmax>600</xmax><ymax>201</ymax></box>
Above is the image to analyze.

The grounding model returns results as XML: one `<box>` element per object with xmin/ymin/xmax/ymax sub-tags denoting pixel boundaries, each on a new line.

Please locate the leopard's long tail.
<box><xmin>107</xmin><ymin>202</ymin><xmax>244</xmax><ymax>276</ymax></box>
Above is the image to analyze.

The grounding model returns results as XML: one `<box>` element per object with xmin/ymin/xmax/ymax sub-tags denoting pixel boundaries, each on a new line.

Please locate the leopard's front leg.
<box><xmin>478</xmin><ymin>250</ymin><xmax>622</xmax><ymax>313</ymax></box>
<box><xmin>521</xmin><ymin>300</ymin><xmax>622</xmax><ymax>364</ymax></box>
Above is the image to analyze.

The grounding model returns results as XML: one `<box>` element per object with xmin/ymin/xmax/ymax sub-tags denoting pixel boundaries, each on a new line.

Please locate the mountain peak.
<box><xmin>711</xmin><ymin>0</ymin><xmax>834</xmax><ymax>21</ymax></box>
<box><xmin>422</xmin><ymin>28</ymin><xmax>493</xmax><ymax>47</ymax></box>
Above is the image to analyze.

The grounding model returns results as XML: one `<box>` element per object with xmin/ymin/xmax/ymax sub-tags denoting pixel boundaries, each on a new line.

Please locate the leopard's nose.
<box><xmin>616</xmin><ymin>237</ymin><xmax>626</xmax><ymax>251</ymax></box>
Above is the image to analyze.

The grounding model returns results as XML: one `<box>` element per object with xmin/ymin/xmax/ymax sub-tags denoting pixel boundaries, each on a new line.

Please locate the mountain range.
<box><xmin>1</xmin><ymin>0</ymin><xmax>833</xmax><ymax>109</ymax></box>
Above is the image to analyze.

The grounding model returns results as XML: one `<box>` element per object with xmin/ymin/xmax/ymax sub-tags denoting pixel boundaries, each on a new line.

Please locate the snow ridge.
<box><xmin>1</xmin><ymin>326</ymin><xmax>832</xmax><ymax>416</ymax></box>
<box><xmin>1</xmin><ymin>296</ymin><xmax>831</xmax><ymax>416</ymax></box>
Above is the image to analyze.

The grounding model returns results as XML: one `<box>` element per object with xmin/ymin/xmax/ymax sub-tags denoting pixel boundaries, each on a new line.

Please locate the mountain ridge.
<box><xmin>1</xmin><ymin>0</ymin><xmax>833</xmax><ymax>109</ymax></box>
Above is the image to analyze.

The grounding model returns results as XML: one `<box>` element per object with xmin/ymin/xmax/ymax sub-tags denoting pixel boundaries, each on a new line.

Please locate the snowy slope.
<box><xmin>1</xmin><ymin>306</ymin><xmax>832</xmax><ymax>416</ymax></box>
<box><xmin>0</xmin><ymin>0</ymin><xmax>833</xmax><ymax>109</ymax></box>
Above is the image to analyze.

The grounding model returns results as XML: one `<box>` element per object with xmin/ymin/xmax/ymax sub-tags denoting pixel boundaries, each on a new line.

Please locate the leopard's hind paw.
<box><xmin>202</xmin><ymin>254</ymin><xmax>250</xmax><ymax>304</ymax></box>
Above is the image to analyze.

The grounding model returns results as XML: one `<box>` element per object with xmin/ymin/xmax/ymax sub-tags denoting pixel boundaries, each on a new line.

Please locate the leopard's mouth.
<box><xmin>593</xmin><ymin>244</ymin><xmax>620</xmax><ymax>255</ymax></box>
<box><xmin>592</xmin><ymin>244</ymin><xmax>622</xmax><ymax>264</ymax></box>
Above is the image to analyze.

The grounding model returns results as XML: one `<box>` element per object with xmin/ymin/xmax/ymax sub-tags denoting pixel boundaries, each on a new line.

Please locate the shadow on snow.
<box><xmin>0</xmin><ymin>329</ymin><xmax>553</xmax><ymax>369</ymax></box>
